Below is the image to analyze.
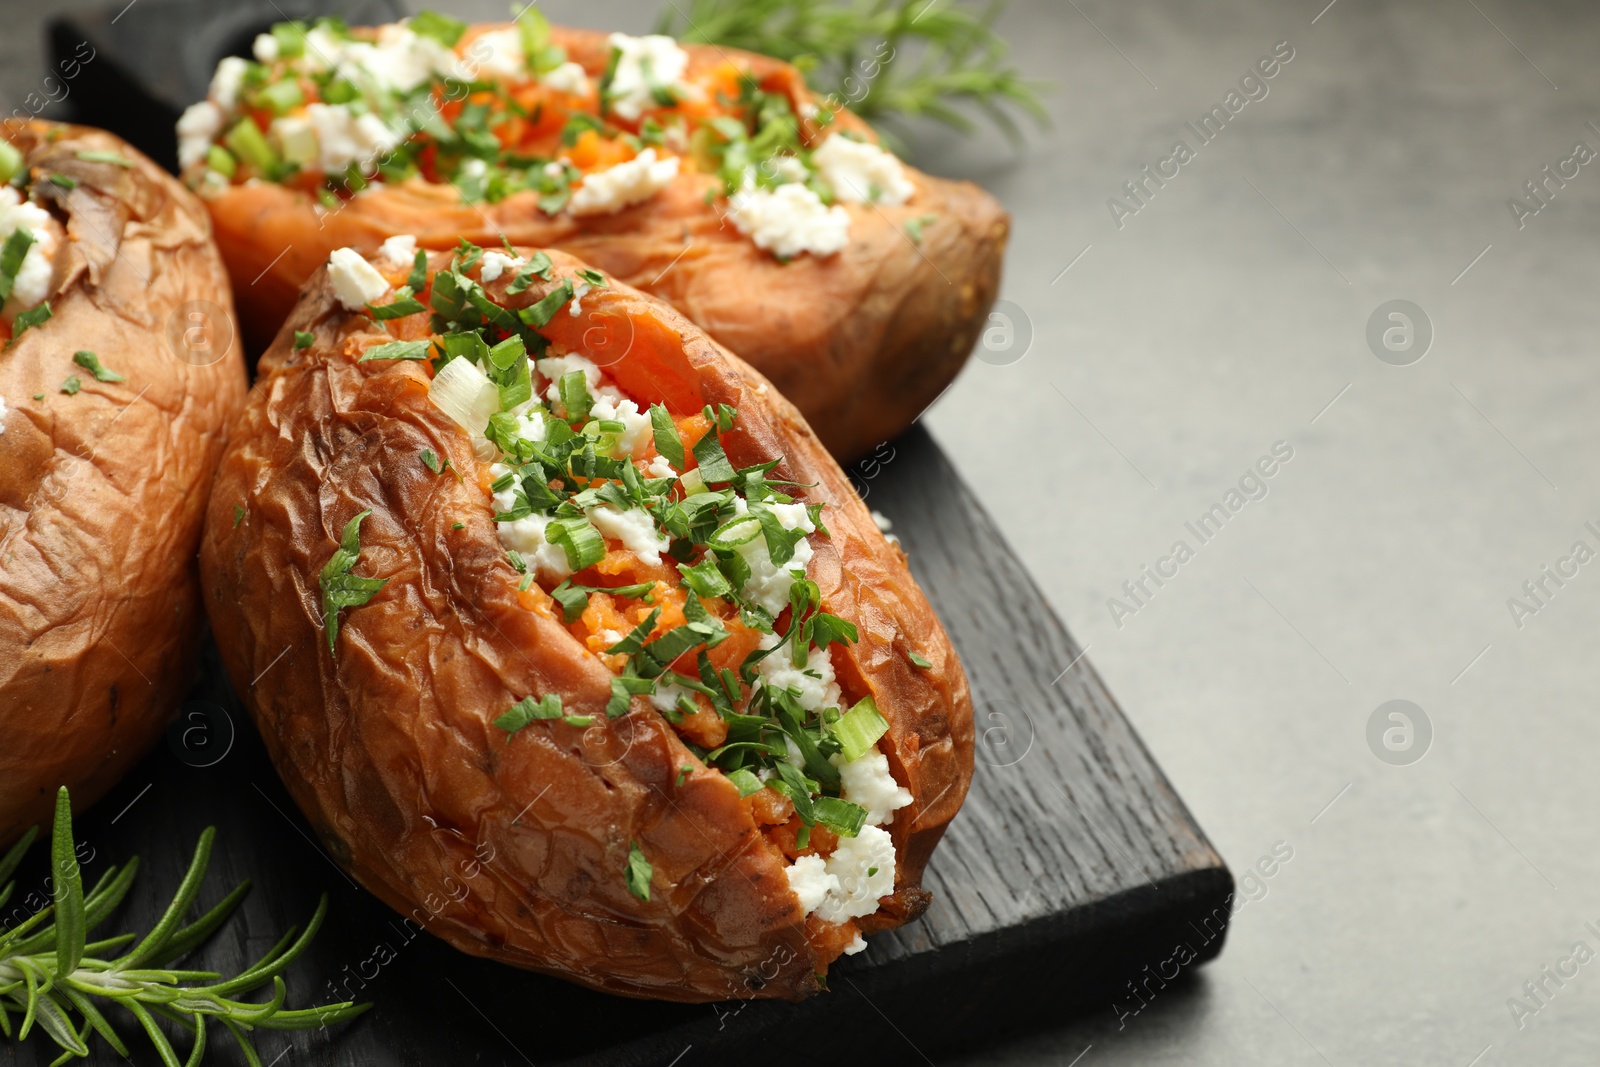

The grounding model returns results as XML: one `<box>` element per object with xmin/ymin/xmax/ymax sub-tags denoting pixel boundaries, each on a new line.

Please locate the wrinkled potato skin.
<box><xmin>0</xmin><ymin>120</ymin><xmax>247</xmax><ymax>843</ymax></box>
<box><xmin>201</xmin><ymin>24</ymin><xmax>1010</xmax><ymax>464</ymax></box>
<box><xmin>199</xmin><ymin>250</ymin><xmax>973</xmax><ymax>1001</ymax></box>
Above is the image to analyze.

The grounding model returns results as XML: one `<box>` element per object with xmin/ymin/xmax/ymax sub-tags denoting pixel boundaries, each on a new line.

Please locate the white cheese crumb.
<box><xmin>843</xmin><ymin>933</ymin><xmax>868</xmax><ymax>955</ymax></box>
<box><xmin>543</xmin><ymin>61</ymin><xmax>590</xmax><ymax>95</ymax></box>
<box><xmin>0</xmin><ymin>394</ymin><xmax>8</xmax><ymax>434</ymax></box>
<box><xmin>645</xmin><ymin>454</ymin><xmax>676</xmax><ymax>480</ymax></box>
<box><xmin>731</xmin><ymin>498</ymin><xmax>815</xmax><ymax>615</ymax></box>
<box><xmin>605</xmin><ymin>34</ymin><xmax>690</xmax><ymax>122</ymax></box>
<box><xmin>587</xmin><ymin>503</ymin><xmax>670</xmax><ymax>562</ymax></box>
<box><xmin>302</xmin><ymin>103</ymin><xmax>403</xmax><ymax>173</ymax></box>
<box><xmin>209</xmin><ymin>56</ymin><xmax>249</xmax><ymax>110</ymax></box>
<box><xmin>833</xmin><ymin>750</ymin><xmax>913</xmax><ymax>826</ymax></box>
<box><xmin>569</xmin><ymin>280</ymin><xmax>591</xmax><ymax>315</ymax></box>
<box><xmin>176</xmin><ymin>101</ymin><xmax>223</xmax><ymax>170</ymax></box>
<box><xmin>587</xmin><ymin>394</ymin><xmax>652</xmax><ymax>457</ymax></box>
<box><xmin>478</xmin><ymin>250</ymin><xmax>524</xmax><ymax>283</ymax></box>
<box><xmin>567</xmin><ymin>149</ymin><xmax>680</xmax><ymax>217</ymax></box>
<box><xmin>498</xmin><ymin>513</ymin><xmax>574</xmax><ymax>583</ymax></box>
<box><xmin>757</xmin><ymin>636</ymin><xmax>841</xmax><ymax>714</ymax></box>
<box><xmin>269</xmin><ymin>114</ymin><xmax>318</xmax><ymax>165</ymax></box>
<box><xmin>650</xmin><ymin>678</ymin><xmax>692</xmax><ymax>713</ymax></box>
<box><xmin>812</xmin><ymin>135</ymin><xmax>914</xmax><ymax>206</ymax></box>
<box><xmin>727</xmin><ymin>183</ymin><xmax>850</xmax><ymax>260</ymax></box>
<box><xmin>338</xmin><ymin>23</ymin><xmax>459</xmax><ymax>94</ymax></box>
<box><xmin>252</xmin><ymin>33</ymin><xmax>280</xmax><ymax>64</ymax></box>
<box><xmin>326</xmin><ymin>247</ymin><xmax>390</xmax><ymax>310</ymax></box>
<box><xmin>0</xmin><ymin>188</ymin><xmax>58</xmax><ymax>312</ymax></box>
<box><xmin>815</xmin><ymin>825</ymin><xmax>897</xmax><ymax>924</ymax></box>
<box><xmin>459</xmin><ymin>27</ymin><xmax>525</xmax><ymax>81</ymax></box>
<box><xmin>785</xmin><ymin>854</ymin><xmax>839</xmax><ymax>914</ymax></box>
<box><xmin>377</xmin><ymin>234</ymin><xmax>418</xmax><ymax>266</ymax></box>
<box><xmin>871</xmin><ymin>509</ymin><xmax>900</xmax><ymax>545</ymax></box>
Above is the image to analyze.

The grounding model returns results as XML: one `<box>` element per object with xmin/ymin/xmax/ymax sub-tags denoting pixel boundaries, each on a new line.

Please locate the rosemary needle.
<box><xmin>657</xmin><ymin>0</ymin><xmax>1049</xmax><ymax>145</ymax></box>
<box><xmin>0</xmin><ymin>787</ymin><xmax>368</xmax><ymax>1066</ymax></box>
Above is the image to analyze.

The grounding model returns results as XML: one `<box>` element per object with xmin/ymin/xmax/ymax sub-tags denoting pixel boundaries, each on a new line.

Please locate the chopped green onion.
<box><xmin>908</xmin><ymin>651</ymin><xmax>932</xmax><ymax>669</ymax></box>
<box><xmin>60</xmin><ymin>375</ymin><xmax>80</xmax><ymax>395</ymax></box>
<box><xmin>206</xmin><ymin>145</ymin><xmax>237</xmax><ymax>178</ymax></box>
<box><xmin>0</xmin><ymin>141</ymin><xmax>22</xmax><ymax>185</ymax></box>
<box><xmin>546</xmin><ymin>516</ymin><xmax>605</xmax><ymax>571</ymax></box>
<box><xmin>359</xmin><ymin>339</ymin><xmax>431</xmax><ymax>362</ymax></box>
<box><xmin>293</xmin><ymin>330</ymin><xmax>314</xmax><ymax>349</ymax></box>
<box><xmin>224</xmin><ymin>118</ymin><xmax>279</xmax><ymax>172</ymax></box>
<box><xmin>46</xmin><ymin>172</ymin><xmax>76</xmax><ymax>190</ymax></box>
<box><xmin>74</xmin><ymin>150</ymin><xmax>133</xmax><ymax>167</ymax></box>
<box><xmin>834</xmin><ymin>696</ymin><xmax>889</xmax><ymax>763</ymax></box>
<box><xmin>410</xmin><ymin>9</ymin><xmax>467</xmax><ymax>47</ymax></box>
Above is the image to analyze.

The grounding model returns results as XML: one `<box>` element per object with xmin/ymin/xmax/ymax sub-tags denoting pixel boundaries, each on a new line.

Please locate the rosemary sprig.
<box><xmin>0</xmin><ymin>788</ymin><xmax>369</xmax><ymax>1066</ymax></box>
<box><xmin>657</xmin><ymin>0</ymin><xmax>1049</xmax><ymax>144</ymax></box>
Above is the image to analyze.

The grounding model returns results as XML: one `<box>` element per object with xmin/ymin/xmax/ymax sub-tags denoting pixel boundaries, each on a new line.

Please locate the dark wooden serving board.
<box><xmin>3</xmin><ymin>427</ymin><xmax>1232</xmax><ymax>1067</ymax></box>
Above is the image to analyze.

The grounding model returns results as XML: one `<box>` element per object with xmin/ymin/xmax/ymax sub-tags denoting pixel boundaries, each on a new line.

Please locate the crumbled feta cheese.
<box><xmin>543</xmin><ymin>61</ymin><xmax>590</xmax><ymax>96</ymax></box>
<box><xmin>605</xmin><ymin>34</ymin><xmax>690</xmax><ymax>122</ymax></box>
<box><xmin>843</xmin><ymin>933</ymin><xmax>868</xmax><ymax>955</ymax></box>
<box><xmin>209</xmin><ymin>56</ymin><xmax>249</xmax><ymax>109</ymax></box>
<box><xmin>587</xmin><ymin>394</ymin><xmax>652</xmax><ymax>457</ymax></box>
<box><xmin>588</xmin><ymin>503</ymin><xmax>670</xmax><ymax>562</ymax></box>
<box><xmin>270</xmin><ymin>114</ymin><xmax>318</xmax><ymax>165</ymax></box>
<box><xmin>798</xmin><ymin>100</ymin><xmax>819</xmax><ymax>121</ymax></box>
<box><xmin>871</xmin><ymin>509</ymin><xmax>900</xmax><ymax>545</ymax></box>
<box><xmin>339</xmin><ymin>23</ymin><xmax>459</xmax><ymax>94</ymax></box>
<box><xmin>732</xmin><ymin>498</ymin><xmax>815</xmax><ymax>614</ymax></box>
<box><xmin>567</xmin><ymin>149</ymin><xmax>680</xmax><ymax>217</ymax></box>
<box><xmin>645</xmin><ymin>454</ymin><xmax>676</xmax><ymax>480</ymax></box>
<box><xmin>478</xmin><ymin>250</ymin><xmax>524</xmax><ymax>283</ymax></box>
<box><xmin>176</xmin><ymin>101</ymin><xmax>223</xmax><ymax>170</ymax></box>
<box><xmin>0</xmin><ymin>394</ymin><xmax>8</xmax><ymax>433</ymax></box>
<box><xmin>815</xmin><ymin>825</ymin><xmax>896</xmax><ymax>923</ymax></box>
<box><xmin>0</xmin><ymin>188</ymin><xmax>58</xmax><ymax>311</ymax></box>
<box><xmin>785</xmin><ymin>854</ymin><xmax>839</xmax><ymax>914</ymax></box>
<box><xmin>833</xmin><ymin>750</ymin><xmax>913</xmax><ymax>826</ymax></box>
<box><xmin>252</xmin><ymin>33</ymin><xmax>279</xmax><ymax>63</ymax></box>
<box><xmin>537</xmin><ymin>353</ymin><xmax>612</xmax><ymax>398</ymax></box>
<box><xmin>769</xmin><ymin>155</ymin><xmax>810</xmax><ymax>184</ymax></box>
<box><xmin>459</xmin><ymin>27</ymin><xmax>524</xmax><ymax>81</ymax></box>
<box><xmin>377</xmin><ymin>234</ymin><xmax>418</xmax><ymax>266</ymax></box>
<box><xmin>757</xmin><ymin>636</ymin><xmax>842</xmax><ymax>713</ymax></box>
<box><xmin>326</xmin><ymin>247</ymin><xmax>389</xmax><ymax>310</ymax></box>
<box><xmin>812</xmin><ymin>135</ymin><xmax>914</xmax><ymax>206</ymax></box>
<box><xmin>569</xmin><ymin>280</ymin><xmax>591</xmax><ymax>315</ymax></box>
<box><xmin>727</xmin><ymin>183</ymin><xmax>850</xmax><ymax>260</ymax></box>
<box><xmin>304</xmin><ymin>103</ymin><xmax>402</xmax><ymax>173</ymax></box>
<box><xmin>497</xmin><ymin>511</ymin><xmax>574</xmax><ymax>583</ymax></box>
<box><xmin>650</xmin><ymin>678</ymin><xmax>692</xmax><ymax>713</ymax></box>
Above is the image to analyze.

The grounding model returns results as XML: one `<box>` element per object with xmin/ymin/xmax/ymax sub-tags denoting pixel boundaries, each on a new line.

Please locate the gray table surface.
<box><xmin>7</xmin><ymin>1</ymin><xmax>1600</xmax><ymax>1064</ymax></box>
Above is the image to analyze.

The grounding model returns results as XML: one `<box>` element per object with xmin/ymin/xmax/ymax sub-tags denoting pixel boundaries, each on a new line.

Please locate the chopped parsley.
<box><xmin>420</xmin><ymin>448</ymin><xmax>447</xmax><ymax>474</ymax></box>
<box><xmin>625</xmin><ymin>841</ymin><xmax>652</xmax><ymax>902</ymax></box>
<box><xmin>0</xmin><ymin>228</ymin><xmax>36</xmax><ymax>303</ymax></box>
<box><xmin>59</xmin><ymin>376</ymin><xmax>80</xmax><ymax>395</ymax></box>
<box><xmin>73</xmin><ymin>350</ymin><xmax>125</xmax><ymax>383</ymax></box>
<box><xmin>318</xmin><ymin>509</ymin><xmax>387</xmax><ymax>653</ymax></box>
<box><xmin>495</xmin><ymin>692</ymin><xmax>592</xmax><ymax>732</ymax></box>
<box><xmin>293</xmin><ymin>330</ymin><xmax>314</xmax><ymax>349</ymax></box>
<box><xmin>908</xmin><ymin>651</ymin><xmax>932</xmax><ymax>669</ymax></box>
<box><xmin>46</xmin><ymin>173</ymin><xmax>76</xmax><ymax>190</ymax></box>
<box><xmin>13</xmin><ymin>303</ymin><xmax>50</xmax><ymax>337</ymax></box>
<box><xmin>233</xmin><ymin>504</ymin><xmax>246</xmax><ymax>527</ymax></box>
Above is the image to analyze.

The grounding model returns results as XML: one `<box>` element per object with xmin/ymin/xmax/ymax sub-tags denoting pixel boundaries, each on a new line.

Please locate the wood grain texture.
<box><xmin>1</xmin><ymin>427</ymin><xmax>1231</xmax><ymax>1067</ymax></box>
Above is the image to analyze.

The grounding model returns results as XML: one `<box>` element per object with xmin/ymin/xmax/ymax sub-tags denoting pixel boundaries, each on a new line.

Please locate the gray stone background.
<box><xmin>5</xmin><ymin>0</ymin><xmax>1599</xmax><ymax>1063</ymax></box>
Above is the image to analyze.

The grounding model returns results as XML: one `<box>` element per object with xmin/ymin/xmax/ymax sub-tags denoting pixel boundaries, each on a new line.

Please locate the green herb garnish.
<box><xmin>59</xmin><ymin>376</ymin><xmax>80</xmax><ymax>395</ymax></box>
<box><xmin>0</xmin><ymin>787</ymin><xmax>367</xmax><ymax>1066</ymax></box>
<box><xmin>358</xmin><ymin>339</ymin><xmax>431</xmax><ymax>362</ymax></box>
<box><xmin>318</xmin><ymin>509</ymin><xmax>387</xmax><ymax>653</ymax></box>
<box><xmin>624</xmin><ymin>842</ymin><xmax>653</xmax><ymax>902</ymax></box>
<box><xmin>72</xmin><ymin>350</ymin><xmax>125</xmax><ymax>383</ymax></box>
<box><xmin>293</xmin><ymin>330</ymin><xmax>314</xmax><ymax>349</ymax></box>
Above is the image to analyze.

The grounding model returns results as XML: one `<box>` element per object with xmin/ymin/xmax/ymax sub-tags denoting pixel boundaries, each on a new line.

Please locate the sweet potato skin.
<box><xmin>199</xmin><ymin>249</ymin><xmax>973</xmax><ymax>1001</ymax></box>
<box><xmin>0</xmin><ymin>120</ymin><xmax>247</xmax><ymax>843</ymax></box>
<box><xmin>202</xmin><ymin>23</ymin><xmax>1010</xmax><ymax>464</ymax></box>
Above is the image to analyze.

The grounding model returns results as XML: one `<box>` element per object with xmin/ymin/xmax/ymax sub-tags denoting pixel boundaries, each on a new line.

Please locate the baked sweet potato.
<box><xmin>176</xmin><ymin>12</ymin><xmax>1009</xmax><ymax>463</ymax></box>
<box><xmin>0</xmin><ymin>119</ymin><xmax>246</xmax><ymax>843</ymax></box>
<box><xmin>198</xmin><ymin>238</ymin><xmax>972</xmax><ymax>1000</ymax></box>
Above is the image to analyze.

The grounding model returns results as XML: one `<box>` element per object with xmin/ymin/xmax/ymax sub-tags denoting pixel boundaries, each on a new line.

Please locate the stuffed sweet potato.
<box><xmin>0</xmin><ymin>119</ymin><xmax>246</xmax><ymax>843</ymax></box>
<box><xmin>175</xmin><ymin>11</ymin><xmax>1009</xmax><ymax>463</ymax></box>
<box><xmin>199</xmin><ymin>238</ymin><xmax>972</xmax><ymax>1000</ymax></box>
